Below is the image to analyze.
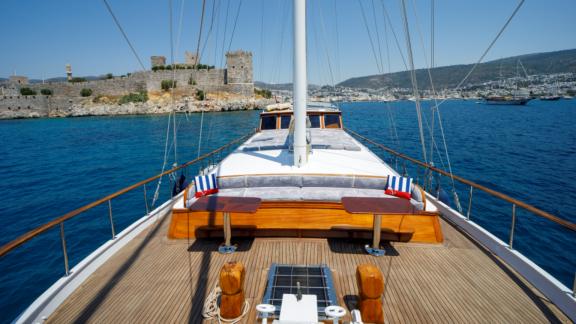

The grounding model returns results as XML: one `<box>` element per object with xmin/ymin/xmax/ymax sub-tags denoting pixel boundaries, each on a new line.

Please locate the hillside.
<box><xmin>338</xmin><ymin>48</ymin><xmax>576</xmax><ymax>90</ymax></box>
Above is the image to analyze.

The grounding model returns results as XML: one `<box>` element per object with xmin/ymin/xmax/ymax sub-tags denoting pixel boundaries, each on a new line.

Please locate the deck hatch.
<box><xmin>261</xmin><ymin>263</ymin><xmax>337</xmax><ymax>320</ymax></box>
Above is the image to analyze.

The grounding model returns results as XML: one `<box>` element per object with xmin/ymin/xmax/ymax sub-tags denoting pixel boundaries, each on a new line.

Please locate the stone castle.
<box><xmin>0</xmin><ymin>50</ymin><xmax>254</xmax><ymax>118</ymax></box>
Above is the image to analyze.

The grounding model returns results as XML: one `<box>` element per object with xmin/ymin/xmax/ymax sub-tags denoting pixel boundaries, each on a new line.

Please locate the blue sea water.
<box><xmin>0</xmin><ymin>99</ymin><xmax>574</xmax><ymax>321</ymax></box>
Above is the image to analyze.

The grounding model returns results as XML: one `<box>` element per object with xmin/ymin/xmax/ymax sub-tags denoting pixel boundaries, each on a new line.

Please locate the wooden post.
<box><xmin>356</xmin><ymin>264</ymin><xmax>384</xmax><ymax>324</ymax></box>
<box><xmin>219</xmin><ymin>261</ymin><xmax>245</xmax><ymax>319</ymax></box>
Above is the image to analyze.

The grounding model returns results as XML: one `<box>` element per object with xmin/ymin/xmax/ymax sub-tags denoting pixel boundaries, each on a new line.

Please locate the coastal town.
<box><xmin>290</xmin><ymin>72</ymin><xmax>576</xmax><ymax>102</ymax></box>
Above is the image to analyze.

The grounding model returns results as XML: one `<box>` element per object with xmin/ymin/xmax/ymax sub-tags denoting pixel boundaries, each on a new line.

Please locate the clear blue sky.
<box><xmin>1</xmin><ymin>0</ymin><xmax>574</xmax><ymax>85</ymax></box>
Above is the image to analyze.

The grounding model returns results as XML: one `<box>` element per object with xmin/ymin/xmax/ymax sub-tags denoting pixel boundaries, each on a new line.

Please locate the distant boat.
<box><xmin>540</xmin><ymin>95</ymin><xmax>562</xmax><ymax>101</ymax></box>
<box><xmin>483</xmin><ymin>96</ymin><xmax>532</xmax><ymax>105</ymax></box>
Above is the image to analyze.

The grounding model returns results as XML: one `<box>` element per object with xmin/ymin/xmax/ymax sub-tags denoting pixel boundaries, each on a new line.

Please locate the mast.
<box><xmin>293</xmin><ymin>0</ymin><xmax>307</xmax><ymax>167</ymax></box>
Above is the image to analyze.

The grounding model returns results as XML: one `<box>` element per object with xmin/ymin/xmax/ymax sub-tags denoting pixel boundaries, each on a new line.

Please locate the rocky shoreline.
<box><xmin>0</xmin><ymin>97</ymin><xmax>275</xmax><ymax>120</ymax></box>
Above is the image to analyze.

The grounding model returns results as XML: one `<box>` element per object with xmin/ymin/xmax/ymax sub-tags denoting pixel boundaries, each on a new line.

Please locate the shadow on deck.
<box><xmin>47</xmin><ymin>214</ymin><xmax>569</xmax><ymax>323</ymax></box>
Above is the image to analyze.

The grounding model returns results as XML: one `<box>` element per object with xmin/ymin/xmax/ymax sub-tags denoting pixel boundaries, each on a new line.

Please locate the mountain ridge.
<box><xmin>337</xmin><ymin>48</ymin><xmax>576</xmax><ymax>89</ymax></box>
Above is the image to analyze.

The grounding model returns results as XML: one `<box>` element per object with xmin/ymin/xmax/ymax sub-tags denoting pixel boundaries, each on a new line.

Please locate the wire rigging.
<box><xmin>333</xmin><ymin>0</ymin><xmax>342</xmax><ymax>83</ymax></box>
<box><xmin>226</xmin><ymin>0</ymin><xmax>243</xmax><ymax>55</ymax></box>
<box><xmin>408</xmin><ymin>0</ymin><xmax>439</xmax><ymax>163</ymax></box>
<box><xmin>400</xmin><ymin>0</ymin><xmax>428</xmax><ymax>163</ymax></box>
<box><xmin>195</xmin><ymin>0</ymin><xmax>208</xmax><ymax>65</ymax></box>
<box><xmin>195</xmin><ymin>0</ymin><xmax>208</xmax><ymax>159</ymax></box>
<box><xmin>169</xmin><ymin>0</ymin><xmax>178</xmax><ymax>167</ymax></box>
<box><xmin>358</xmin><ymin>0</ymin><xmax>383</xmax><ymax>74</ymax></box>
<box><xmin>450</xmin><ymin>0</ymin><xmax>526</xmax><ymax>93</ymax></box>
<box><xmin>101</xmin><ymin>0</ymin><xmax>146</xmax><ymax>71</ymax></box>
<box><xmin>175</xmin><ymin>0</ymin><xmax>187</xmax><ymax>57</ymax></box>
<box><xmin>371</xmin><ymin>0</ymin><xmax>385</xmax><ymax>74</ymax></box>
<box><xmin>258</xmin><ymin>0</ymin><xmax>265</xmax><ymax>83</ymax></box>
<box><xmin>380</xmin><ymin>0</ymin><xmax>408</xmax><ymax>71</ymax></box>
<box><xmin>271</xmin><ymin>0</ymin><xmax>289</xmax><ymax>86</ymax></box>
<box><xmin>220</xmin><ymin>0</ymin><xmax>231</xmax><ymax>68</ymax></box>
<box><xmin>380</xmin><ymin>5</ymin><xmax>399</xmax><ymax>147</ymax></box>
<box><xmin>200</xmin><ymin>0</ymin><xmax>221</xmax><ymax>62</ymax></box>
<box><xmin>316</xmin><ymin>0</ymin><xmax>336</xmax><ymax>87</ymax></box>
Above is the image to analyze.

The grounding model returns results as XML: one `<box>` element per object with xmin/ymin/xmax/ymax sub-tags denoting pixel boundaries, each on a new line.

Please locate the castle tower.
<box><xmin>185</xmin><ymin>51</ymin><xmax>198</xmax><ymax>66</ymax></box>
<box><xmin>66</xmin><ymin>64</ymin><xmax>72</xmax><ymax>81</ymax></box>
<box><xmin>226</xmin><ymin>50</ymin><xmax>253</xmax><ymax>84</ymax></box>
<box><xmin>150</xmin><ymin>56</ymin><xmax>166</xmax><ymax>69</ymax></box>
<box><xmin>9</xmin><ymin>75</ymin><xmax>29</xmax><ymax>85</ymax></box>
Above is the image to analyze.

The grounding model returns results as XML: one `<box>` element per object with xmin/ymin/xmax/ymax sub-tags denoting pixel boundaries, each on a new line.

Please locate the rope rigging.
<box><xmin>202</xmin><ymin>285</ymin><xmax>250</xmax><ymax>323</ymax></box>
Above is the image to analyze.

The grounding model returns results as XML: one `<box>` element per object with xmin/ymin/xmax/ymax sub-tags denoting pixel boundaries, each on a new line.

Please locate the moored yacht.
<box><xmin>483</xmin><ymin>95</ymin><xmax>532</xmax><ymax>105</ymax></box>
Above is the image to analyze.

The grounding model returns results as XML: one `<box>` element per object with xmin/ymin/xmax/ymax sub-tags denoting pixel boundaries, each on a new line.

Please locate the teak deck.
<box><xmin>48</xmin><ymin>212</ymin><xmax>570</xmax><ymax>323</ymax></box>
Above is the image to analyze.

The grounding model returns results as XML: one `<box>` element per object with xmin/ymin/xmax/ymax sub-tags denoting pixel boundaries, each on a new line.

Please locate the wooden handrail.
<box><xmin>346</xmin><ymin>128</ymin><xmax>576</xmax><ymax>232</ymax></box>
<box><xmin>0</xmin><ymin>131</ymin><xmax>255</xmax><ymax>258</ymax></box>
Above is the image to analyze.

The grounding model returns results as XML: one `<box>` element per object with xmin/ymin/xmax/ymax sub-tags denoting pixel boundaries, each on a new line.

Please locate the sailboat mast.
<box><xmin>293</xmin><ymin>0</ymin><xmax>308</xmax><ymax>167</ymax></box>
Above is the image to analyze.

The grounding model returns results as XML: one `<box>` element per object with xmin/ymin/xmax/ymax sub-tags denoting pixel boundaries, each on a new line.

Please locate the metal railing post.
<box><xmin>466</xmin><ymin>186</ymin><xmax>474</xmax><ymax>220</ymax></box>
<box><xmin>143</xmin><ymin>184</ymin><xmax>150</xmax><ymax>215</ymax></box>
<box><xmin>60</xmin><ymin>223</ymin><xmax>70</xmax><ymax>276</ymax></box>
<box><xmin>108</xmin><ymin>200</ymin><xmax>116</xmax><ymax>239</ymax></box>
<box><xmin>509</xmin><ymin>204</ymin><xmax>516</xmax><ymax>249</ymax></box>
<box><xmin>572</xmin><ymin>272</ymin><xmax>576</xmax><ymax>298</ymax></box>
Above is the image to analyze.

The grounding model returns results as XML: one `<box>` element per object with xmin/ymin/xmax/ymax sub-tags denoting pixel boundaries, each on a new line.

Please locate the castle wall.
<box><xmin>0</xmin><ymin>50</ymin><xmax>254</xmax><ymax>119</ymax></box>
<box><xmin>0</xmin><ymin>95</ymin><xmax>86</xmax><ymax>118</ymax></box>
<box><xmin>144</xmin><ymin>69</ymin><xmax>242</xmax><ymax>94</ymax></box>
<box><xmin>0</xmin><ymin>95</ymin><xmax>48</xmax><ymax>118</ymax></box>
<box><xmin>28</xmin><ymin>76</ymin><xmax>147</xmax><ymax>97</ymax></box>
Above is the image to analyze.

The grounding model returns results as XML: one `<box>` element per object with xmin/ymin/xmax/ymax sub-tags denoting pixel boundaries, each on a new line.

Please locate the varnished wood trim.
<box><xmin>170</xmin><ymin>200</ymin><xmax>442</xmax><ymax>243</ymax></box>
<box><xmin>432</xmin><ymin>216</ymin><xmax>444</xmax><ymax>243</ymax></box>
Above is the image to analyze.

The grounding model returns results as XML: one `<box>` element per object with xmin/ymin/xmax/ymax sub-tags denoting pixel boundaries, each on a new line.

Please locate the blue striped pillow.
<box><xmin>385</xmin><ymin>175</ymin><xmax>413</xmax><ymax>199</ymax></box>
<box><xmin>194</xmin><ymin>174</ymin><xmax>219</xmax><ymax>198</ymax></box>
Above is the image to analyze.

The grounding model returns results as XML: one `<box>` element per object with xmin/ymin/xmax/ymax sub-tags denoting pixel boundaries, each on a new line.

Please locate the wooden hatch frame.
<box><xmin>170</xmin><ymin>199</ymin><xmax>443</xmax><ymax>244</ymax></box>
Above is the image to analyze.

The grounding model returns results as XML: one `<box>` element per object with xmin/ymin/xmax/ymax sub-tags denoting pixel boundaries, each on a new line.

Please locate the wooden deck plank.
<box><xmin>47</xmin><ymin>217</ymin><xmax>570</xmax><ymax>324</ymax></box>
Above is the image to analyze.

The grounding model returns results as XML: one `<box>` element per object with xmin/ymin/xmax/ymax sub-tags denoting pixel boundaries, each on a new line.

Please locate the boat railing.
<box><xmin>346</xmin><ymin>127</ymin><xmax>576</xmax><ymax>294</ymax></box>
<box><xmin>0</xmin><ymin>130</ymin><xmax>255</xmax><ymax>276</ymax></box>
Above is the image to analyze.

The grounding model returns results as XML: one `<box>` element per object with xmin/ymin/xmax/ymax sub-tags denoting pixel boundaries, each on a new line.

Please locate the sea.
<box><xmin>0</xmin><ymin>99</ymin><xmax>574</xmax><ymax>322</ymax></box>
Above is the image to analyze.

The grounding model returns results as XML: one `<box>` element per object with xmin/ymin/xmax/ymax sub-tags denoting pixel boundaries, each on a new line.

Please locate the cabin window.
<box><xmin>280</xmin><ymin>115</ymin><xmax>292</xmax><ymax>129</ymax></box>
<box><xmin>308</xmin><ymin>115</ymin><xmax>321</xmax><ymax>128</ymax></box>
<box><xmin>324</xmin><ymin>114</ymin><xmax>341</xmax><ymax>128</ymax></box>
<box><xmin>261</xmin><ymin>116</ymin><xmax>277</xmax><ymax>130</ymax></box>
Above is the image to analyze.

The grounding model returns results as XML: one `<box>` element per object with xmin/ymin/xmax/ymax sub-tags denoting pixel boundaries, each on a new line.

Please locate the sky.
<box><xmin>0</xmin><ymin>0</ymin><xmax>575</xmax><ymax>85</ymax></box>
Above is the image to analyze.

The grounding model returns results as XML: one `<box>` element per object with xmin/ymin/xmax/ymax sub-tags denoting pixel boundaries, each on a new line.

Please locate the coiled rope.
<box><xmin>202</xmin><ymin>285</ymin><xmax>250</xmax><ymax>324</ymax></box>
